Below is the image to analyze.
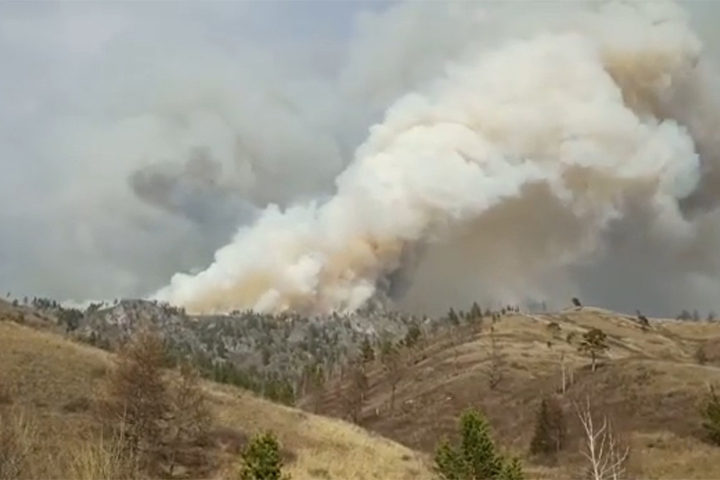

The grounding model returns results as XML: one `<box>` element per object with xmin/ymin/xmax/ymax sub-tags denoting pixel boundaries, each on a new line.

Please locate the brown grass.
<box><xmin>66</xmin><ymin>429</ymin><xmax>139</xmax><ymax>480</ymax></box>
<box><xmin>308</xmin><ymin>307</ymin><xmax>720</xmax><ymax>479</ymax></box>
<box><xmin>0</xmin><ymin>406</ymin><xmax>36</xmax><ymax>479</ymax></box>
<box><xmin>0</xmin><ymin>316</ymin><xmax>431</xmax><ymax>479</ymax></box>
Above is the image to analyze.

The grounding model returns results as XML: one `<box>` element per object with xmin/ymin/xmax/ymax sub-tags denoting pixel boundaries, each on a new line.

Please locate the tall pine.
<box><xmin>434</xmin><ymin>408</ymin><xmax>524</xmax><ymax>480</ymax></box>
<box><xmin>529</xmin><ymin>396</ymin><xmax>566</xmax><ymax>458</ymax></box>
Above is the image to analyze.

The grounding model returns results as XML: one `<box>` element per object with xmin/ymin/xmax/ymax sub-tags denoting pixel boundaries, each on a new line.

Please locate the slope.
<box><xmin>308</xmin><ymin>307</ymin><xmax>720</xmax><ymax>479</ymax></box>
<box><xmin>0</xmin><ymin>313</ymin><xmax>430</xmax><ymax>480</ymax></box>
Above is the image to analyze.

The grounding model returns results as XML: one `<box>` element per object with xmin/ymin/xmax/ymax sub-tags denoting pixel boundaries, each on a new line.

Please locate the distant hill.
<box><xmin>0</xmin><ymin>305</ymin><xmax>430</xmax><ymax>480</ymax></box>
<box><xmin>306</xmin><ymin>307</ymin><xmax>720</xmax><ymax>479</ymax></box>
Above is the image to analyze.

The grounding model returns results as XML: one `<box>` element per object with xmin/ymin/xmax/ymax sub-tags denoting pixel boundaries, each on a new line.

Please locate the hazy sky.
<box><xmin>3</xmin><ymin>0</ymin><xmax>720</xmax><ymax>315</ymax></box>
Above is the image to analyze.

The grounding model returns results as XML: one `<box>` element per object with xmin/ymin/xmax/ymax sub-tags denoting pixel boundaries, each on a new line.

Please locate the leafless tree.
<box><xmin>574</xmin><ymin>398</ymin><xmax>629</xmax><ymax>480</ymax></box>
<box><xmin>381</xmin><ymin>341</ymin><xmax>405</xmax><ymax>413</ymax></box>
<box><xmin>343</xmin><ymin>361</ymin><xmax>368</xmax><ymax>424</ymax></box>
<box><xmin>488</xmin><ymin>326</ymin><xmax>504</xmax><ymax>390</ymax></box>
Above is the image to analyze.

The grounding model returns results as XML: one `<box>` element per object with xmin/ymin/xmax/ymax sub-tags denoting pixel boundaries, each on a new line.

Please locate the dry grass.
<box><xmin>66</xmin><ymin>430</ymin><xmax>139</xmax><ymax>480</ymax></box>
<box><xmin>310</xmin><ymin>307</ymin><xmax>720</xmax><ymax>479</ymax></box>
<box><xmin>0</xmin><ymin>316</ymin><xmax>432</xmax><ymax>479</ymax></box>
<box><xmin>0</xmin><ymin>406</ymin><xmax>36</xmax><ymax>479</ymax></box>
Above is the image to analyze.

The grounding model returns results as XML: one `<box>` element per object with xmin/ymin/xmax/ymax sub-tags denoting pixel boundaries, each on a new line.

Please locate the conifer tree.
<box><xmin>578</xmin><ymin>328</ymin><xmax>609</xmax><ymax>372</ymax></box>
<box><xmin>238</xmin><ymin>431</ymin><xmax>289</xmax><ymax>480</ymax></box>
<box><xmin>360</xmin><ymin>338</ymin><xmax>375</xmax><ymax>364</ymax></box>
<box><xmin>529</xmin><ymin>397</ymin><xmax>566</xmax><ymax>458</ymax></box>
<box><xmin>434</xmin><ymin>408</ymin><xmax>524</xmax><ymax>480</ymax></box>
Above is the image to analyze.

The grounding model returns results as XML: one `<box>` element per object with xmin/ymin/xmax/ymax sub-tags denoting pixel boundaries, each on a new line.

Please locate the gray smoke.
<box><xmin>4</xmin><ymin>0</ymin><xmax>720</xmax><ymax>318</ymax></box>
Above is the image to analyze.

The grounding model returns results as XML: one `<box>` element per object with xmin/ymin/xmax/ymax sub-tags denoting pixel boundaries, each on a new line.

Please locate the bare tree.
<box><xmin>380</xmin><ymin>340</ymin><xmax>405</xmax><ymax>413</ymax></box>
<box><xmin>488</xmin><ymin>326</ymin><xmax>504</xmax><ymax>390</ymax></box>
<box><xmin>560</xmin><ymin>352</ymin><xmax>567</xmax><ymax>395</ymax></box>
<box><xmin>574</xmin><ymin>398</ymin><xmax>629</xmax><ymax>480</ymax></box>
<box><xmin>343</xmin><ymin>361</ymin><xmax>368</xmax><ymax>424</ymax></box>
<box><xmin>97</xmin><ymin>328</ymin><xmax>170</xmax><ymax>464</ymax></box>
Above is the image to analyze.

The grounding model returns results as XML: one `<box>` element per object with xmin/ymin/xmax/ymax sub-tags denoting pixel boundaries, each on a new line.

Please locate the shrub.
<box><xmin>67</xmin><ymin>429</ymin><xmax>138</xmax><ymax>480</ymax></box>
<box><xmin>701</xmin><ymin>385</ymin><xmax>720</xmax><ymax>446</ymax></box>
<box><xmin>238</xmin><ymin>431</ymin><xmax>289</xmax><ymax>480</ymax></box>
<box><xmin>97</xmin><ymin>328</ymin><xmax>170</xmax><ymax>463</ymax></box>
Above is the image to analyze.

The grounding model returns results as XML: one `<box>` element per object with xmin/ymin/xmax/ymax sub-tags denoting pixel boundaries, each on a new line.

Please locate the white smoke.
<box><xmin>155</xmin><ymin>0</ymin><xmax>720</xmax><ymax>316</ymax></box>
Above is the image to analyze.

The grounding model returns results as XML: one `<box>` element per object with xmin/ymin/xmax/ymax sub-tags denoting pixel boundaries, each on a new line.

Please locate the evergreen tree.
<box><xmin>470</xmin><ymin>302</ymin><xmax>483</xmax><ymax>319</ymax></box>
<box><xmin>403</xmin><ymin>324</ymin><xmax>422</xmax><ymax>349</ymax></box>
<box><xmin>578</xmin><ymin>328</ymin><xmax>608</xmax><ymax>372</ymax></box>
<box><xmin>360</xmin><ymin>338</ymin><xmax>375</xmax><ymax>364</ymax></box>
<box><xmin>701</xmin><ymin>385</ymin><xmax>720</xmax><ymax>446</ymax></box>
<box><xmin>460</xmin><ymin>410</ymin><xmax>502</xmax><ymax>479</ymax></box>
<box><xmin>529</xmin><ymin>397</ymin><xmax>566</xmax><ymax>458</ymax></box>
<box><xmin>434</xmin><ymin>408</ymin><xmax>524</xmax><ymax>480</ymax></box>
<box><xmin>238</xmin><ymin>431</ymin><xmax>289</xmax><ymax>480</ymax></box>
<box><xmin>435</xmin><ymin>438</ymin><xmax>464</xmax><ymax>480</ymax></box>
<box><xmin>497</xmin><ymin>457</ymin><xmax>524</xmax><ymax>480</ymax></box>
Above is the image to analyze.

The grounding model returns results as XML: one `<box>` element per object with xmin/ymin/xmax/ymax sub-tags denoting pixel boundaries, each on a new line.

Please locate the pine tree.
<box><xmin>360</xmin><ymin>338</ymin><xmax>375</xmax><ymax>364</ymax></box>
<box><xmin>435</xmin><ymin>438</ymin><xmax>464</xmax><ymax>480</ymax></box>
<box><xmin>403</xmin><ymin>324</ymin><xmax>422</xmax><ymax>349</ymax></box>
<box><xmin>460</xmin><ymin>410</ymin><xmax>502</xmax><ymax>479</ymax></box>
<box><xmin>470</xmin><ymin>302</ymin><xmax>483</xmax><ymax>320</ymax></box>
<box><xmin>529</xmin><ymin>397</ymin><xmax>566</xmax><ymax>458</ymax></box>
<box><xmin>238</xmin><ymin>431</ymin><xmax>289</xmax><ymax>480</ymax></box>
<box><xmin>701</xmin><ymin>384</ymin><xmax>720</xmax><ymax>446</ymax></box>
<box><xmin>578</xmin><ymin>328</ymin><xmax>608</xmax><ymax>372</ymax></box>
<box><xmin>497</xmin><ymin>456</ymin><xmax>524</xmax><ymax>480</ymax></box>
<box><xmin>434</xmin><ymin>408</ymin><xmax>523</xmax><ymax>480</ymax></box>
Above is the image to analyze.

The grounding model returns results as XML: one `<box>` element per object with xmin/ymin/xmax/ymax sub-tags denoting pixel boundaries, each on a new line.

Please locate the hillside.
<box><xmin>306</xmin><ymin>307</ymin><xmax>720</xmax><ymax>479</ymax></box>
<box><xmin>0</xmin><ymin>308</ymin><xmax>430</xmax><ymax>480</ymax></box>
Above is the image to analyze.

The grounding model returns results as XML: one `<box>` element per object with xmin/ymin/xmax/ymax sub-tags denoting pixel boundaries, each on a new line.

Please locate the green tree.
<box><xmin>578</xmin><ymin>328</ymin><xmax>608</xmax><ymax>372</ymax></box>
<box><xmin>497</xmin><ymin>456</ymin><xmax>524</xmax><ymax>480</ymax></box>
<box><xmin>470</xmin><ymin>302</ymin><xmax>483</xmax><ymax>320</ymax></box>
<box><xmin>380</xmin><ymin>340</ymin><xmax>405</xmax><ymax>412</ymax></box>
<box><xmin>360</xmin><ymin>338</ymin><xmax>375</xmax><ymax>364</ymax></box>
<box><xmin>238</xmin><ymin>431</ymin><xmax>289</xmax><ymax>480</ymax></box>
<box><xmin>435</xmin><ymin>438</ymin><xmax>464</xmax><ymax>480</ymax></box>
<box><xmin>434</xmin><ymin>408</ymin><xmax>524</xmax><ymax>480</ymax></box>
<box><xmin>403</xmin><ymin>324</ymin><xmax>422</xmax><ymax>349</ymax></box>
<box><xmin>529</xmin><ymin>397</ymin><xmax>566</xmax><ymax>458</ymax></box>
<box><xmin>701</xmin><ymin>385</ymin><xmax>720</xmax><ymax>446</ymax></box>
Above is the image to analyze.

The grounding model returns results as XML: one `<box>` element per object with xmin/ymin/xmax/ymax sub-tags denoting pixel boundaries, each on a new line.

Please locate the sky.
<box><xmin>0</xmin><ymin>0</ymin><xmax>388</xmax><ymax>301</ymax></box>
<box><xmin>3</xmin><ymin>0</ymin><xmax>720</xmax><ymax>317</ymax></box>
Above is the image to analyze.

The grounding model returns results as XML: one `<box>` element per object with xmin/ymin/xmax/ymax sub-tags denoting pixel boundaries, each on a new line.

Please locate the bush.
<box><xmin>701</xmin><ymin>385</ymin><xmax>720</xmax><ymax>446</ymax></box>
<box><xmin>238</xmin><ymin>431</ymin><xmax>289</xmax><ymax>480</ymax></box>
<box><xmin>434</xmin><ymin>408</ymin><xmax>524</xmax><ymax>480</ymax></box>
<box><xmin>67</xmin><ymin>429</ymin><xmax>138</xmax><ymax>480</ymax></box>
<box><xmin>98</xmin><ymin>329</ymin><xmax>170</xmax><ymax>463</ymax></box>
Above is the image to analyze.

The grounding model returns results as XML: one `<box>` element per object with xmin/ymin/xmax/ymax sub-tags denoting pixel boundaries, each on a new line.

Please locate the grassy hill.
<box><xmin>0</xmin><ymin>306</ymin><xmax>430</xmax><ymax>480</ymax></box>
<box><xmin>307</xmin><ymin>307</ymin><xmax>720</xmax><ymax>479</ymax></box>
<box><xmin>5</xmin><ymin>295</ymin><xmax>720</xmax><ymax>479</ymax></box>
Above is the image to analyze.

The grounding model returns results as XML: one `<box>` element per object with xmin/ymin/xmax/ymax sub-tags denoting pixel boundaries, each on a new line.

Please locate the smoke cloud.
<box><xmin>155</xmin><ymin>0</ymin><xmax>720</xmax><ymax>317</ymax></box>
<box><xmin>5</xmin><ymin>1</ymin><xmax>720</xmax><ymax>317</ymax></box>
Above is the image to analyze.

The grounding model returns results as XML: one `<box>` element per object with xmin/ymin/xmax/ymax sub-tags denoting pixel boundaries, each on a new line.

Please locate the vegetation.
<box><xmin>8</xmin><ymin>295</ymin><xmax>720</xmax><ymax>479</ymax></box>
<box><xmin>0</xmin><ymin>406</ymin><xmax>35</xmax><ymax>480</ymax></box>
<box><xmin>434</xmin><ymin>408</ymin><xmax>524</xmax><ymax>480</ymax></box>
<box><xmin>578</xmin><ymin>328</ymin><xmax>609</xmax><ymax>372</ymax></box>
<box><xmin>97</xmin><ymin>328</ymin><xmax>213</xmax><ymax>476</ymax></box>
<box><xmin>701</xmin><ymin>385</ymin><xmax>720</xmax><ymax>446</ymax></box>
<box><xmin>529</xmin><ymin>396</ymin><xmax>567</xmax><ymax>459</ymax></box>
<box><xmin>380</xmin><ymin>340</ymin><xmax>405</xmax><ymax>412</ymax></box>
<box><xmin>238</xmin><ymin>431</ymin><xmax>289</xmax><ymax>480</ymax></box>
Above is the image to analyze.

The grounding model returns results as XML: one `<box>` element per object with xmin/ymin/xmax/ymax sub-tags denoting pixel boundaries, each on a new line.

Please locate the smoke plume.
<box><xmin>154</xmin><ymin>0</ymin><xmax>720</xmax><ymax>316</ymax></box>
